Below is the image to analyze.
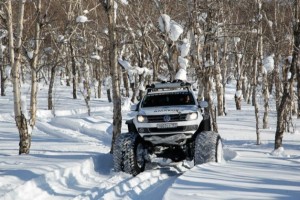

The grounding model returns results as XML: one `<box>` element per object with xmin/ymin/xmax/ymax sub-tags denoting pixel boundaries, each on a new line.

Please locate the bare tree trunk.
<box><xmin>297</xmin><ymin>62</ymin><xmax>300</xmax><ymax>118</ymax></box>
<box><xmin>242</xmin><ymin>73</ymin><xmax>248</xmax><ymax>101</ymax></box>
<box><xmin>29</xmin><ymin>0</ymin><xmax>41</xmax><ymax>128</ymax></box>
<box><xmin>246</xmin><ymin>83</ymin><xmax>252</xmax><ymax>104</ymax></box>
<box><xmin>9</xmin><ymin>0</ymin><xmax>30</xmax><ymax>154</ymax></box>
<box><xmin>48</xmin><ymin>31</ymin><xmax>64</xmax><ymax>111</ymax></box>
<box><xmin>66</xmin><ymin>64</ymin><xmax>71</xmax><ymax>86</ymax></box>
<box><xmin>288</xmin><ymin>79</ymin><xmax>295</xmax><ymax>132</ymax></box>
<box><xmin>48</xmin><ymin>65</ymin><xmax>56</xmax><ymax>110</ymax></box>
<box><xmin>69</xmin><ymin>42</ymin><xmax>77</xmax><ymax>99</ymax></box>
<box><xmin>235</xmin><ymin>78</ymin><xmax>242</xmax><ymax>110</ymax></box>
<box><xmin>253</xmin><ymin>35</ymin><xmax>260</xmax><ymax>145</ymax></box>
<box><xmin>221</xmin><ymin>39</ymin><xmax>228</xmax><ymax>115</ymax></box>
<box><xmin>262</xmin><ymin>71</ymin><xmax>269</xmax><ymax>129</ymax></box>
<box><xmin>254</xmin><ymin>0</ymin><xmax>263</xmax><ymax>145</ymax></box>
<box><xmin>197</xmin><ymin>76</ymin><xmax>205</xmax><ymax>101</ymax></box>
<box><xmin>234</xmin><ymin>42</ymin><xmax>243</xmax><ymax>110</ymax></box>
<box><xmin>97</xmin><ymin>66</ymin><xmax>102</xmax><ymax>98</ymax></box>
<box><xmin>213</xmin><ymin>46</ymin><xmax>224</xmax><ymax>116</ymax></box>
<box><xmin>207</xmin><ymin>77</ymin><xmax>218</xmax><ymax>133</ymax></box>
<box><xmin>258</xmin><ymin>9</ymin><xmax>269</xmax><ymax>130</ymax></box>
<box><xmin>275</xmin><ymin>92</ymin><xmax>290</xmax><ymax>149</ymax></box>
<box><xmin>96</xmin><ymin>52</ymin><xmax>102</xmax><ymax>98</ymax></box>
<box><xmin>245</xmin><ymin>51</ymin><xmax>252</xmax><ymax>106</ymax></box>
<box><xmin>298</xmin><ymin>22</ymin><xmax>300</xmax><ymax>119</ymax></box>
<box><xmin>275</xmin><ymin>1</ymin><xmax>300</xmax><ymax>149</ymax></box>
<box><xmin>166</xmin><ymin>44</ymin><xmax>177</xmax><ymax>81</ymax></box>
<box><xmin>274</xmin><ymin>54</ymin><xmax>281</xmax><ymax>109</ymax></box>
<box><xmin>130</xmin><ymin>81</ymin><xmax>136</xmax><ymax>103</ymax></box>
<box><xmin>122</xmin><ymin>69</ymin><xmax>129</xmax><ymax>97</ymax></box>
<box><xmin>97</xmin><ymin>65</ymin><xmax>102</xmax><ymax>98</ymax></box>
<box><xmin>254</xmin><ymin>83</ymin><xmax>260</xmax><ymax>142</ymax></box>
<box><xmin>0</xmin><ymin>38</ymin><xmax>6</xmax><ymax>96</ymax></box>
<box><xmin>107</xmin><ymin>89</ymin><xmax>112</xmax><ymax>102</ymax></box>
<box><xmin>213</xmin><ymin>1</ymin><xmax>224</xmax><ymax>116</ymax></box>
<box><xmin>105</xmin><ymin>0</ymin><xmax>122</xmax><ymax>153</ymax></box>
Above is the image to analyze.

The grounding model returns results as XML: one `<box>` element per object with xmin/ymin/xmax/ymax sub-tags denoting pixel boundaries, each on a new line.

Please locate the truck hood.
<box><xmin>138</xmin><ymin>105</ymin><xmax>198</xmax><ymax>115</ymax></box>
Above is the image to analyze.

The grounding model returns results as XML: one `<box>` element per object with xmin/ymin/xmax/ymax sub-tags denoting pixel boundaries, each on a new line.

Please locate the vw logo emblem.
<box><xmin>164</xmin><ymin>115</ymin><xmax>171</xmax><ymax>122</ymax></box>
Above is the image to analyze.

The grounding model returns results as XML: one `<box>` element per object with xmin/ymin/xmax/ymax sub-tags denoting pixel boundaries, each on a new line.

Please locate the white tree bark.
<box><xmin>254</xmin><ymin>0</ymin><xmax>262</xmax><ymax>145</ymax></box>
<box><xmin>0</xmin><ymin>38</ymin><xmax>6</xmax><ymax>96</ymax></box>
<box><xmin>213</xmin><ymin>42</ymin><xmax>224</xmax><ymax>116</ymax></box>
<box><xmin>8</xmin><ymin>0</ymin><xmax>30</xmax><ymax>154</ymax></box>
<box><xmin>105</xmin><ymin>0</ymin><xmax>122</xmax><ymax>153</ymax></box>
<box><xmin>29</xmin><ymin>0</ymin><xmax>42</xmax><ymax>128</ymax></box>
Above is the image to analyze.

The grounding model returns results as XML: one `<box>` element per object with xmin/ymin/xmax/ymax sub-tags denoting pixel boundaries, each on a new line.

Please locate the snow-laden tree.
<box><xmin>174</xmin><ymin>39</ymin><xmax>190</xmax><ymax>81</ymax></box>
<box><xmin>116</xmin><ymin>1</ymin><xmax>169</xmax><ymax>102</ymax></box>
<box><xmin>158</xmin><ymin>13</ymin><xmax>184</xmax><ymax>81</ymax></box>
<box><xmin>118</xmin><ymin>57</ymin><xmax>152</xmax><ymax>102</ymax></box>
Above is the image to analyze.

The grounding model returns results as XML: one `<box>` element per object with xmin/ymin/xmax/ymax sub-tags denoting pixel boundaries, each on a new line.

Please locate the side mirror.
<box><xmin>130</xmin><ymin>103</ymin><xmax>138</xmax><ymax>111</ymax></box>
<box><xmin>198</xmin><ymin>100</ymin><xmax>208</xmax><ymax>108</ymax></box>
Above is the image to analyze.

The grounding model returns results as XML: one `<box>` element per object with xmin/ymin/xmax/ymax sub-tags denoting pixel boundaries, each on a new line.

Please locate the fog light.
<box><xmin>137</xmin><ymin>115</ymin><xmax>147</xmax><ymax>123</ymax></box>
<box><xmin>186</xmin><ymin>112</ymin><xmax>198</xmax><ymax>120</ymax></box>
<box><xmin>139</xmin><ymin>128</ymin><xmax>145</xmax><ymax>133</ymax></box>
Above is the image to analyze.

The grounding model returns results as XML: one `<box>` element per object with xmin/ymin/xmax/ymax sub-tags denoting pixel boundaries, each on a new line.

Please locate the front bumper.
<box><xmin>143</xmin><ymin>133</ymin><xmax>193</xmax><ymax>145</ymax></box>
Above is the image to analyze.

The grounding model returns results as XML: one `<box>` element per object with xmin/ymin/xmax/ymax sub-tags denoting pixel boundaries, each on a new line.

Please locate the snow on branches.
<box><xmin>158</xmin><ymin>14</ymin><xmax>183</xmax><ymax>42</ymax></box>
<box><xmin>262</xmin><ymin>54</ymin><xmax>274</xmax><ymax>74</ymax></box>
<box><xmin>158</xmin><ymin>14</ymin><xmax>190</xmax><ymax>82</ymax></box>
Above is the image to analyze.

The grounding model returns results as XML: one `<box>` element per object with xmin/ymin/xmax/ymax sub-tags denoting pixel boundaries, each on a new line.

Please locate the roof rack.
<box><xmin>145</xmin><ymin>80</ymin><xmax>192</xmax><ymax>93</ymax></box>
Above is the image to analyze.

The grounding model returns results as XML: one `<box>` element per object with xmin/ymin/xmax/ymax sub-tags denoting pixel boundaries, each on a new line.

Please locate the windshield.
<box><xmin>141</xmin><ymin>92</ymin><xmax>195</xmax><ymax>107</ymax></box>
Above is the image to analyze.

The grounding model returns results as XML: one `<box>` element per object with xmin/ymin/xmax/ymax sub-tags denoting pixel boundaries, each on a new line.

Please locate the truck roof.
<box><xmin>146</xmin><ymin>81</ymin><xmax>192</xmax><ymax>93</ymax></box>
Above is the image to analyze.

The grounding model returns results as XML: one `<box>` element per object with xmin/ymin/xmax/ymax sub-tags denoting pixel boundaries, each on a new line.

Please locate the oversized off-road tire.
<box><xmin>194</xmin><ymin>131</ymin><xmax>223</xmax><ymax>165</ymax></box>
<box><xmin>113</xmin><ymin>132</ymin><xmax>146</xmax><ymax>176</ymax></box>
<box><xmin>113</xmin><ymin>134</ymin><xmax>124</xmax><ymax>173</ymax></box>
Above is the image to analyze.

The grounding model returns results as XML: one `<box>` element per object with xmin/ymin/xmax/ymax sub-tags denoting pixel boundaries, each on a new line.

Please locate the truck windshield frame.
<box><xmin>141</xmin><ymin>92</ymin><xmax>195</xmax><ymax>108</ymax></box>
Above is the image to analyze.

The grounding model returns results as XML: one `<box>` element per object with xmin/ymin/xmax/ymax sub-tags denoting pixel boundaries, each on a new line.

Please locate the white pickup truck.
<box><xmin>113</xmin><ymin>81</ymin><xmax>223</xmax><ymax>175</ymax></box>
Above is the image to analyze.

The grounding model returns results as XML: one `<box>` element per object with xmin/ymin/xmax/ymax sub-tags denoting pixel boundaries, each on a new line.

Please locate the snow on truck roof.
<box><xmin>145</xmin><ymin>81</ymin><xmax>192</xmax><ymax>93</ymax></box>
<box><xmin>146</xmin><ymin>90</ymin><xmax>190</xmax><ymax>95</ymax></box>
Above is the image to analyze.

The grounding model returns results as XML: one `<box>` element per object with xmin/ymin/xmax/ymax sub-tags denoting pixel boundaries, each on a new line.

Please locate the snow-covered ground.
<box><xmin>0</xmin><ymin>81</ymin><xmax>300</xmax><ymax>200</ymax></box>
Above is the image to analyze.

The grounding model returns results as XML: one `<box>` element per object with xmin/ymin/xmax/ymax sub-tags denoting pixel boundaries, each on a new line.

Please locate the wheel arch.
<box><xmin>126</xmin><ymin>119</ymin><xmax>138</xmax><ymax>133</ymax></box>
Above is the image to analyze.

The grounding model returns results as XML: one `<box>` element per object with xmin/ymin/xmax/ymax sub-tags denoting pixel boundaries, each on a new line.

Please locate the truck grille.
<box><xmin>138</xmin><ymin>125</ymin><xmax>198</xmax><ymax>133</ymax></box>
<box><xmin>147</xmin><ymin>114</ymin><xmax>188</xmax><ymax>123</ymax></box>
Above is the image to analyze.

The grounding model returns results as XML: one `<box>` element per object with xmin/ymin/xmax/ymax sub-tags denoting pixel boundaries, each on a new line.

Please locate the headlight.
<box><xmin>137</xmin><ymin>115</ymin><xmax>147</xmax><ymax>123</ymax></box>
<box><xmin>186</xmin><ymin>112</ymin><xmax>198</xmax><ymax>120</ymax></box>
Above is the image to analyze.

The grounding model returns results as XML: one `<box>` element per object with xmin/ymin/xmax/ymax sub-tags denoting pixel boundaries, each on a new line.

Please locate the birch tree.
<box><xmin>213</xmin><ymin>0</ymin><xmax>225</xmax><ymax>116</ymax></box>
<box><xmin>0</xmin><ymin>28</ymin><xmax>8</xmax><ymax>96</ymax></box>
<box><xmin>29</xmin><ymin>0</ymin><xmax>42</xmax><ymax>127</ymax></box>
<box><xmin>256</xmin><ymin>0</ymin><xmax>263</xmax><ymax>144</ymax></box>
<box><xmin>296</xmin><ymin>1</ymin><xmax>300</xmax><ymax>119</ymax></box>
<box><xmin>275</xmin><ymin>0</ymin><xmax>300</xmax><ymax>149</ymax></box>
<box><xmin>0</xmin><ymin>0</ymin><xmax>9</xmax><ymax>96</ymax></box>
<box><xmin>101</xmin><ymin>0</ymin><xmax>122</xmax><ymax>153</ymax></box>
<box><xmin>7</xmin><ymin>0</ymin><xmax>31</xmax><ymax>154</ymax></box>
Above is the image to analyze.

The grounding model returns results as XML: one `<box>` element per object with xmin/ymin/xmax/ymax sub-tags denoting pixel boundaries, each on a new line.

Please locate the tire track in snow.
<box><xmin>73</xmin><ymin>167</ymin><xmax>181</xmax><ymax>200</ymax></box>
<box><xmin>50</xmin><ymin>117</ymin><xmax>112</xmax><ymax>145</ymax></box>
<box><xmin>38</xmin><ymin>115</ymin><xmax>192</xmax><ymax>200</ymax></box>
<box><xmin>0</xmin><ymin>116</ymin><xmax>117</xmax><ymax>199</ymax></box>
<box><xmin>35</xmin><ymin>116</ymin><xmax>111</xmax><ymax>148</ymax></box>
<box><xmin>1</xmin><ymin>154</ymin><xmax>114</xmax><ymax>200</ymax></box>
<box><xmin>1</xmin><ymin>116</ymin><xmax>115</xmax><ymax>199</ymax></box>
